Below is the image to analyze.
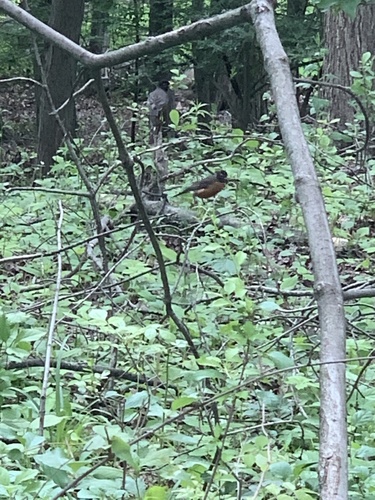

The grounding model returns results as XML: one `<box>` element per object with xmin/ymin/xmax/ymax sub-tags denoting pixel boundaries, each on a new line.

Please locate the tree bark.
<box><xmin>149</xmin><ymin>0</ymin><xmax>173</xmax><ymax>35</ymax></box>
<box><xmin>250</xmin><ymin>1</ymin><xmax>347</xmax><ymax>498</ymax></box>
<box><xmin>0</xmin><ymin>0</ymin><xmax>254</xmax><ymax>69</ymax></box>
<box><xmin>88</xmin><ymin>0</ymin><xmax>113</xmax><ymax>54</ymax></box>
<box><xmin>148</xmin><ymin>0</ymin><xmax>173</xmax><ymax>81</ymax></box>
<box><xmin>215</xmin><ymin>36</ymin><xmax>268</xmax><ymax>130</ymax></box>
<box><xmin>323</xmin><ymin>3</ymin><xmax>375</xmax><ymax>124</ymax></box>
<box><xmin>37</xmin><ymin>0</ymin><xmax>84</xmax><ymax>176</ymax></box>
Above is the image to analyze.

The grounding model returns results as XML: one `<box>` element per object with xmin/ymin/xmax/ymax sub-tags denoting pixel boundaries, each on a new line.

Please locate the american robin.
<box><xmin>174</xmin><ymin>170</ymin><xmax>228</xmax><ymax>199</ymax></box>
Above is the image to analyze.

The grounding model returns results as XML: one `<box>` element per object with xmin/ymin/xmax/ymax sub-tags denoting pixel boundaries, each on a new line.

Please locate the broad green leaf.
<box><xmin>126</xmin><ymin>391</ymin><xmax>148</xmax><ymax>408</ymax></box>
<box><xmin>350</xmin><ymin>70</ymin><xmax>363</xmax><ymax>78</ymax></box>
<box><xmin>255</xmin><ymin>453</ymin><xmax>268</xmax><ymax>470</ymax></box>
<box><xmin>259</xmin><ymin>300</ymin><xmax>280</xmax><ymax>312</ymax></box>
<box><xmin>355</xmin><ymin>227</ymin><xmax>369</xmax><ymax>238</ymax></box>
<box><xmin>232</xmin><ymin>128</ymin><xmax>244</xmax><ymax>137</ymax></box>
<box><xmin>243</xmin><ymin>139</ymin><xmax>259</xmax><ymax>149</ymax></box>
<box><xmin>34</xmin><ymin>448</ymin><xmax>69</xmax><ymax>469</ymax></box>
<box><xmin>243</xmin><ymin>453</ymin><xmax>256</xmax><ymax>468</ymax></box>
<box><xmin>160</xmin><ymin>243</ymin><xmax>177</xmax><ymax>261</ymax></box>
<box><xmin>268</xmin><ymin>351</ymin><xmax>294</xmax><ymax>369</ymax></box>
<box><xmin>145</xmin><ymin>485</ymin><xmax>169</xmax><ymax>500</ymax></box>
<box><xmin>88</xmin><ymin>308</ymin><xmax>108</xmax><ymax>321</ymax></box>
<box><xmin>190</xmin><ymin>369</ymin><xmax>225</xmax><ymax>381</ymax></box>
<box><xmin>234</xmin><ymin>250</ymin><xmax>247</xmax><ymax>268</ymax></box>
<box><xmin>111</xmin><ymin>436</ymin><xmax>138</xmax><ymax>470</ymax></box>
<box><xmin>239</xmin><ymin>321</ymin><xmax>254</xmax><ymax>338</ymax></box>
<box><xmin>171</xmin><ymin>396</ymin><xmax>196</xmax><ymax>410</ymax></box>
<box><xmin>0</xmin><ymin>314</ymin><xmax>11</xmax><ymax>342</ymax></box>
<box><xmin>280</xmin><ymin>276</ymin><xmax>298</xmax><ymax>290</ymax></box>
<box><xmin>0</xmin><ymin>467</ymin><xmax>10</xmax><ymax>486</ymax></box>
<box><xmin>41</xmin><ymin>465</ymin><xmax>69</xmax><ymax>487</ymax></box>
<box><xmin>224</xmin><ymin>277</ymin><xmax>246</xmax><ymax>297</ymax></box>
<box><xmin>30</xmin><ymin>415</ymin><xmax>66</xmax><ymax>429</ymax></box>
<box><xmin>286</xmin><ymin>375</ymin><xmax>319</xmax><ymax>390</ymax></box>
<box><xmin>362</xmin><ymin>52</ymin><xmax>372</xmax><ymax>64</ymax></box>
<box><xmin>169</xmin><ymin>109</ymin><xmax>180</xmax><ymax>126</ymax></box>
<box><xmin>270</xmin><ymin>461</ymin><xmax>292</xmax><ymax>480</ymax></box>
<box><xmin>356</xmin><ymin>445</ymin><xmax>375</xmax><ymax>459</ymax></box>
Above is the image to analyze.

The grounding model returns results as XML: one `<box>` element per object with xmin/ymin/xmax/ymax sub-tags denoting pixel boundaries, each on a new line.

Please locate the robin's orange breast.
<box><xmin>194</xmin><ymin>181</ymin><xmax>226</xmax><ymax>199</ymax></box>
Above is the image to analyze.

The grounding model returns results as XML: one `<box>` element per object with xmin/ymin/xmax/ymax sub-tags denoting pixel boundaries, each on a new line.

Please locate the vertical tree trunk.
<box><xmin>37</xmin><ymin>0</ymin><xmax>84</xmax><ymax>176</ymax></box>
<box><xmin>323</xmin><ymin>3</ymin><xmax>375</xmax><ymax>124</ymax></box>
<box><xmin>287</xmin><ymin>0</ymin><xmax>308</xmax><ymax>17</ymax></box>
<box><xmin>191</xmin><ymin>0</ymin><xmax>216</xmax><ymax>131</ymax></box>
<box><xmin>88</xmin><ymin>0</ymin><xmax>113</xmax><ymax>54</ymax></box>
<box><xmin>149</xmin><ymin>0</ymin><xmax>173</xmax><ymax>35</ymax></box>
<box><xmin>148</xmin><ymin>0</ymin><xmax>174</xmax><ymax>82</ymax></box>
<box><xmin>215</xmin><ymin>36</ymin><xmax>268</xmax><ymax>130</ymax></box>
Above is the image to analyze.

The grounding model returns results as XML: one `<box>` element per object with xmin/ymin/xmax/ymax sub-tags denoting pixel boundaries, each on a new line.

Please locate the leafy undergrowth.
<box><xmin>1</xmin><ymin>109</ymin><xmax>375</xmax><ymax>499</ymax></box>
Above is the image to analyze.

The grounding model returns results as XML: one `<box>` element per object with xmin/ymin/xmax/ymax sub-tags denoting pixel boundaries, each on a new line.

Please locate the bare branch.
<box><xmin>0</xmin><ymin>0</ymin><xmax>252</xmax><ymax>68</ymax></box>
<box><xmin>294</xmin><ymin>77</ymin><xmax>370</xmax><ymax>154</ymax></box>
<box><xmin>94</xmin><ymin>71</ymin><xmax>199</xmax><ymax>359</ymax></box>
<box><xmin>39</xmin><ymin>200</ymin><xmax>64</xmax><ymax>435</ymax></box>
<box><xmin>0</xmin><ymin>75</ymin><xmax>44</xmax><ymax>87</ymax></box>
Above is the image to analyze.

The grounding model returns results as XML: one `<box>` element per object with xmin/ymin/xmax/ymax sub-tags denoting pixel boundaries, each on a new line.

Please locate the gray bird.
<box><xmin>147</xmin><ymin>80</ymin><xmax>175</xmax><ymax>132</ymax></box>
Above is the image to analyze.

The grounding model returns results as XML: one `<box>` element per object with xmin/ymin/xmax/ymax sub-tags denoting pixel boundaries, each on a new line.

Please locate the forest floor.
<box><xmin>0</xmin><ymin>82</ymin><xmax>138</xmax><ymax>165</ymax></box>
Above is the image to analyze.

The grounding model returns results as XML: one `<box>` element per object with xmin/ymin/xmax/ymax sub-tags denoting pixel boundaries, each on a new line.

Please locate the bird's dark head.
<box><xmin>216</xmin><ymin>170</ymin><xmax>228</xmax><ymax>183</ymax></box>
<box><xmin>159</xmin><ymin>80</ymin><xmax>170</xmax><ymax>91</ymax></box>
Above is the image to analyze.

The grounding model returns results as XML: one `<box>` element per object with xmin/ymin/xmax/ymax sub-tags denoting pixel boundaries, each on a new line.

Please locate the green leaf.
<box><xmin>126</xmin><ymin>391</ymin><xmax>148</xmax><ymax>408</ymax></box>
<box><xmin>169</xmin><ymin>109</ymin><xmax>180</xmax><ymax>126</ymax></box>
<box><xmin>0</xmin><ymin>314</ymin><xmax>11</xmax><ymax>342</ymax></box>
<box><xmin>280</xmin><ymin>276</ymin><xmax>298</xmax><ymax>290</ymax></box>
<box><xmin>0</xmin><ymin>467</ymin><xmax>10</xmax><ymax>486</ymax></box>
<box><xmin>41</xmin><ymin>465</ymin><xmax>69</xmax><ymax>487</ymax></box>
<box><xmin>242</xmin><ymin>321</ymin><xmax>256</xmax><ymax>338</ymax></box>
<box><xmin>30</xmin><ymin>415</ymin><xmax>66</xmax><ymax>429</ymax></box>
<box><xmin>224</xmin><ymin>277</ymin><xmax>246</xmax><ymax>297</ymax></box>
<box><xmin>111</xmin><ymin>436</ymin><xmax>138</xmax><ymax>470</ymax></box>
<box><xmin>362</xmin><ymin>52</ymin><xmax>372</xmax><ymax>65</ymax></box>
<box><xmin>286</xmin><ymin>375</ymin><xmax>318</xmax><ymax>390</ymax></box>
<box><xmin>355</xmin><ymin>227</ymin><xmax>369</xmax><ymax>238</ymax></box>
<box><xmin>88</xmin><ymin>308</ymin><xmax>108</xmax><ymax>321</ymax></box>
<box><xmin>145</xmin><ymin>485</ymin><xmax>169</xmax><ymax>500</ymax></box>
<box><xmin>160</xmin><ymin>243</ymin><xmax>177</xmax><ymax>261</ymax></box>
<box><xmin>171</xmin><ymin>396</ymin><xmax>196</xmax><ymax>410</ymax></box>
<box><xmin>232</xmin><ymin>128</ymin><xmax>244</xmax><ymax>137</ymax></box>
<box><xmin>270</xmin><ymin>461</ymin><xmax>292</xmax><ymax>480</ymax></box>
<box><xmin>234</xmin><ymin>250</ymin><xmax>247</xmax><ymax>268</ymax></box>
<box><xmin>268</xmin><ymin>351</ymin><xmax>294</xmax><ymax>369</ymax></box>
<box><xmin>295</xmin><ymin>490</ymin><xmax>317</xmax><ymax>500</ymax></box>
<box><xmin>34</xmin><ymin>448</ymin><xmax>70</xmax><ymax>469</ymax></box>
<box><xmin>243</xmin><ymin>139</ymin><xmax>259</xmax><ymax>149</ymax></box>
<box><xmin>259</xmin><ymin>300</ymin><xmax>280</xmax><ymax>312</ymax></box>
<box><xmin>356</xmin><ymin>445</ymin><xmax>375</xmax><ymax>459</ymax></box>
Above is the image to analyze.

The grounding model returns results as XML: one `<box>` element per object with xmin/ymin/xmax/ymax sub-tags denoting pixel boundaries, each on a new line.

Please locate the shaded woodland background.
<box><xmin>1</xmin><ymin>0</ymin><xmax>374</xmax><ymax>169</ymax></box>
<box><xmin>1</xmin><ymin>0</ymin><xmax>375</xmax><ymax>499</ymax></box>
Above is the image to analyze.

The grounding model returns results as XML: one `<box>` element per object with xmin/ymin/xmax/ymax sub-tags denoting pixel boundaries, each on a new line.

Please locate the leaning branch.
<box><xmin>0</xmin><ymin>0</ymin><xmax>252</xmax><ymax>68</ymax></box>
<box><xmin>250</xmin><ymin>1</ymin><xmax>347</xmax><ymax>498</ymax></box>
